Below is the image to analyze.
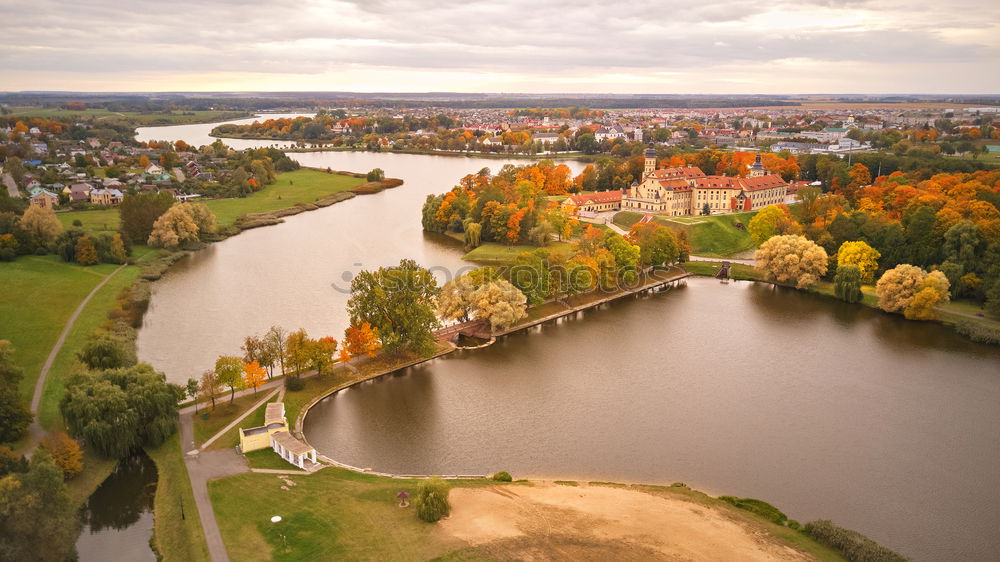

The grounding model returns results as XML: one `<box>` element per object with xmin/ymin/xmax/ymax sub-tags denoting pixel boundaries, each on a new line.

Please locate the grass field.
<box><xmin>193</xmin><ymin>392</ymin><xmax>273</xmax><ymax>447</ymax></box>
<box><xmin>463</xmin><ymin>241</ymin><xmax>574</xmax><ymax>264</ymax></box>
<box><xmin>146</xmin><ymin>433</ymin><xmax>210</xmax><ymax>562</ymax></box>
<box><xmin>57</xmin><ymin>169</ymin><xmax>365</xmax><ymax>233</ymax></box>
<box><xmin>9</xmin><ymin>107</ymin><xmax>247</xmax><ymax>126</ymax></box>
<box><xmin>0</xmin><ymin>256</ymin><xmax>123</xmax><ymax>401</ymax></box>
<box><xmin>614</xmin><ymin>210</ymin><xmax>757</xmax><ymax>257</ymax></box>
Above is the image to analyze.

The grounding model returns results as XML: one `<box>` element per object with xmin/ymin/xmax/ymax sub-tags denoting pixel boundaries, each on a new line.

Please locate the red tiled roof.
<box><xmin>568</xmin><ymin>190</ymin><xmax>622</xmax><ymax>205</ymax></box>
<box><xmin>649</xmin><ymin>167</ymin><xmax>705</xmax><ymax>179</ymax></box>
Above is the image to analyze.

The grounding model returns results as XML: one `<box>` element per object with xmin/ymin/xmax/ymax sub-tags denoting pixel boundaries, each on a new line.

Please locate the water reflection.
<box><xmin>76</xmin><ymin>454</ymin><xmax>157</xmax><ymax>562</ymax></box>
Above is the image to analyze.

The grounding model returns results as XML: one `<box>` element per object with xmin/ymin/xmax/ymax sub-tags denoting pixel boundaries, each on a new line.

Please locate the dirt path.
<box><xmin>27</xmin><ymin>264</ymin><xmax>126</xmax><ymax>445</ymax></box>
<box><xmin>438</xmin><ymin>482</ymin><xmax>813</xmax><ymax>561</ymax></box>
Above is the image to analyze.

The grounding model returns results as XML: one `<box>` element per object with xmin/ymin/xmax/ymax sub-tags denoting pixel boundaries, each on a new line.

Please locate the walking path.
<box><xmin>198</xmin><ymin>387</ymin><xmax>280</xmax><ymax>451</ymax></box>
<box><xmin>27</xmin><ymin>264</ymin><xmax>126</xmax><ymax>445</ymax></box>
<box><xmin>689</xmin><ymin>254</ymin><xmax>757</xmax><ymax>266</ymax></box>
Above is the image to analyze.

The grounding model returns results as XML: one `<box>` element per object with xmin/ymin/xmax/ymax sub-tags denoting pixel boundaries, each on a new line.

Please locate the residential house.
<box><xmin>66</xmin><ymin>182</ymin><xmax>92</xmax><ymax>202</ymax></box>
<box><xmin>89</xmin><ymin>188</ymin><xmax>123</xmax><ymax>206</ymax></box>
<box><xmin>29</xmin><ymin>189</ymin><xmax>59</xmax><ymax>209</ymax></box>
<box><xmin>594</xmin><ymin>125</ymin><xmax>627</xmax><ymax>142</ymax></box>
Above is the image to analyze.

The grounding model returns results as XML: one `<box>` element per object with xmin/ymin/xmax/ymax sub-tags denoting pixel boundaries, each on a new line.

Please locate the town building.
<box><xmin>561</xmin><ymin>190</ymin><xmax>623</xmax><ymax>215</ymax></box>
<box><xmin>238</xmin><ymin>402</ymin><xmax>318</xmax><ymax>470</ymax></box>
<box><xmin>29</xmin><ymin>189</ymin><xmax>59</xmax><ymax>209</ymax></box>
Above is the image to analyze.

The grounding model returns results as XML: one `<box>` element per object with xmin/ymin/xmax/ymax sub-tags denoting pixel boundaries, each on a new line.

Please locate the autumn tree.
<box><xmin>120</xmin><ymin>191</ymin><xmax>174</xmax><ymax>243</ymax></box>
<box><xmin>347</xmin><ymin>259</ymin><xmax>440</xmax><ymax>356</ymax></box>
<box><xmin>343</xmin><ymin>322</ymin><xmax>381</xmax><ymax>358</ymax></box>
<box><xmin>836</xmin><ymin>241</ymin><xmax>881</xmax><ymax>285</ymax></box>
<box><xmin>199</xmin><ymin>369</ymin><xmax>221</xmax><ymax>410</ymax></box>
<box><xmin>468</xmin><ymin>280</ymin><xmax>528</xmax><ymax>332</ymax></box>
<box><xmin>876</xmin><ymin>264</ymin><xmax>926</xmax><ymax>313</ymax></box>
<box><xmin>0</xmin><ymin>449</ymin><xmax>78</xmax><ymax>561</ymax></box>
<box><xmin>627</xmin><ymin>223</ymin><xmax>678</xmax><ymax>268</ymax></box>
<box><xmin>109</xmin><ymin>232</ymin><xmax>127</xmax><ymax>264</ymax></box>
<box><xmin>904</xmin><ymin>271</ymin><xmax>950</xmax><ymax>320</ymax></box>
<box><xmin>148</xmin><ymin>204</ymin><xmax>199</xmax><ymax>248</ymax></box>
<box><xmin>748</xmin><ymin>205</ymin><xmax>801</xmax><ymax>246</ymax></box>
<box><xmin>307</xmin><ymin>336</ymin><xmax>337</xmax><ymax>376</ymax></box>
<box><xmin>39</xmin><ymin>432</ymin><xmax>83</xmax><ymax>479</ymax></box>
<box><xmin>755</xmin><ymin>235</ymin><xmax>829</xmax><ymax>289</ymax></box>
<box><xmin>19</xmin><ymin>205</ymin><xmax>63</xmax><ymax>247</ymax></box>
<box><xmin>834</xmin><ymin>264</ymin><xmax>863</xmax><ymax>303</ymax></box>
<box><xmin>283</xmin><ymin>329</ymin><xmax>311</xmax><ymax>377</ymax></box>
<box><xmin>242</xmin><ymin>361</ymin><xmax>266</xmax><ymax>395</ymax></box>
<box><xmin>264</xmin><ymin>325</ymin><xmax>287</xmax><ymax>376</ymax></box>
<box><xmin>214</xmin><ymin>355</ymin><xmax>244</xmax><ymax>402</ymax></box>
<box><xmin>74</xmin><ymin>235</ymin><xmax>99</xmax><ymax>265</ymax></box>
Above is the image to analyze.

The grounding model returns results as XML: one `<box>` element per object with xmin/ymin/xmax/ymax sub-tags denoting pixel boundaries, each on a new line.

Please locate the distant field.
<box><xmin>57</xmin><ymin>169</ymin><xmax>365</xmax><ymax>234</ymax></box>
<box><xmin>8</xmin><ymin>107</ymin><xmax>247</xmax><ymax>125</ymax></box>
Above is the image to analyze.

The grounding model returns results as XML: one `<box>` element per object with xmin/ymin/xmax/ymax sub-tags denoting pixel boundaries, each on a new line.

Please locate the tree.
<box><xmin>702</xmin><ymin>202</ymin><xmax>711</xmax><ymax>216</ymax></box>
<box><xmin>199</xmin><ymin>370</ymin><xmax>221</xmax><ymax>410</ymax></box>
<box><xmin>242</xmin><ymin>361</ymin><xmax>266</xmax><ymax>395</ymax></box>
<box><xmin>748</xmin><ymin>205</ymin><xmax>801</xmax><ymax>246</ymax></box>
<box><xmin>438</xmin><ymin>271</ymin><xmax>487</xmax><ymax>323</ymax></box>
<box><xmin>469</xmin><ymin>280</ymin><xmax>528</xmax><ymax>332</ymax></box>
<box><xmin>834</xmin><ymin>264</ymin><xmax>863</xmax><ymax>303</ymax></box>
<box><xmin>414</xmin><ymin>478</ymin><xmax>451</xmax><ymax>523</ymax></box>
<box><xmin>4</xmin><ymin>157</ymin><xmax>25</xmax><ymax>187</ymax></box>
<box><xmin>283</xmin><ymin>329</ymin><xmax>311</xmax><ymax>377</ymax></box>
<box><xmin>39</xmin><ymin>432</ymin><xmax>83</xmax><ymax>478</ymax></box>
<box><xmin>464</xmin><ymin>222</ymin><xmax>482</xmax><ymax>248</ymax></box>
<box><xmin>109</xmin><ymin>232</ymin><xmax>127</xmax><ymax>264</ymax></box>
<box><xmin>366</xmin><ymin>168</ymin><xmax>385</xmax><ymax>182</ymax></box>
<box><xmin>876</xmin><ymin>264</ymin><xmax>925</xmax><ymax>313</ymax></box>
<box><xmin>0</xmin><ymin>449</ymin><xmax>78</xmax><ymax>561</ymax></box>
<box><xmin>120</xmin><ymin>191</ymin><xmax>174</xmax><ymax>243</ymax></box>
<box><xmin>904</xmin><ymin>270</ymin><xmax>950</xmax><ymax>320</ymax></box>
<box><xmin>74</xmin><ymin>235</ymin><xmax>99</xmax><ymax>265</ymax></box>
<box><xmin>627</xmin><ymin>223</ymin><xmax>677</xmax><ymax>268</ymax></box>
<box><xmin>265</xmin><ymin>325</ymin><xmax>287</xmax><ymax>376</ymax></box>
<box><xmin>241</xmin><ymin>335</ymin><xmax>262</xmax><ymax>365</ymax></box>
<box><xmin>343</xmin><ymin>322</ymin><xmax>381</xmax><ymax>358</ymax></box>
<box><xmin>19</xmin><ymin>205</ymin><xmax>62</xmax><ymax>247</ymax></box>
<box><xmin>214</xmin><ymin>356</ymin><xmax>243</xmax><ymax>402</ymax></box>
<box><xmin>755</xmin><ymin>235</ymin><xmax>829</xmax><ymax>289</ymax></box>
<box><xmin>182</xmin><ymin>202</ymin><xmax>216</xmax><ymax>237</ymax></box>
<box><xmin>148</xmin><ymin>204</ymin><xmax>199</xmax><ymax>249</ymax></box>
<box><xmin>0</xmin><ymin>446</ymin><xmax>27</xmax><ymax>477</ymax></box>
<box><xmin>347</xmin><ymin>259</ymin><xmax>440</xmax><ymax>355</ymax></box>
<box><xmin>60</xmin><ymin>363</ymin><xmax>181</xmax><ymax>458</ymax></box>
<box><xmin>0</xmin><ymin>342</ymin><xmax>31</xmax><ymax>443</ymax></box>
<box><xmin>186</xmin><ymin>378</ymin><xmax>200</xmax><ymax>413</ymax></box>
<box><xmin>307</xmin><ymin>337</ymin><xmax>337</xmax><ymax>376</ymax></box>
<box><xmin>836</xmin><ymin>241</ymin><xmax>881</xmax><ymax>285</ymax></box>
<box><xmin>76</xmin><ymin>336</ymin><xmax>130</xmax><ymax>370</ymax></box>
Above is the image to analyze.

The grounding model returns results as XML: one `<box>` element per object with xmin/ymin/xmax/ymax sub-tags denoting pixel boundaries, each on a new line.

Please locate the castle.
<box><xmin>623</xmin><ymin>148</ymin><xmax>788</xmax><ymax>216</ymax></box>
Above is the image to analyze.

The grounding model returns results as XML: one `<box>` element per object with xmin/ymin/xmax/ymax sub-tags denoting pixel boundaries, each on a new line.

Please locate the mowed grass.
<box><xmin>209</xmin><ymin>467</ymin><xmax>476</xmax><ymax>561</ymax></box>
<box><xmin>0</xmin><ymin>255</ymin><xmax>119</xmax><ymax>401</ymax></box>
<box><xmin>146</xmin><ymin>433</ymin><xmax>211</xmax><ymax>562</ymax></box>
<box><xmin>463</xmin><ymin>241</ymin><xmax>574</xmax><ymax>265</ymax></box>
<box><xmin>245</xmin><ymin>448</ymin><xmax>302</xmax><ymax>471</ymax></box>
<box><xmin>57</xmin><ymin>169</ymin><xmax>365</xmax><ymax>233</ymax></box>
<box><xmin>613</xmin><ymin>210</ymin><xmax>756</xmax><ymax>258</ymax></box>
<box><xmin>193</xmin><ymin>392</ymin><xmax>275</xmax><ymax>447</ymax></box>
<box><xmin>38</xmin><ymin>262</ymin><xmax>143</xmax><ymax>429</ymax></box>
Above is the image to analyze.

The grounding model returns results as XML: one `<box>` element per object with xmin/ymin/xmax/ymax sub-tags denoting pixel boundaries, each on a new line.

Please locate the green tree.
<box><xmin>626</xmin><ymin>223</ymin><xmax>677</xmax><ymax>269</ymax></box>
<box><xmin>347</xmin><ymin>259</ymin><xmax>440</xmax><ymax>355</ymax></box>
<box><xmin>834</xmin><ymin>264</ymin><xmax>863</xmax><ymax>303</ymax></box>
<box><xmin>464</xmin><ymin>221</ymin><xmax>482</xmax><ymax>248</ymax></box>
<box><xmin>60</xmin><ymin>364</ymin><xmax>181</xmax><ymax>458</ymax></box>
<box><xmin>414</xmin><ymin>478</ymin><xmax>451</xmax><ymax>523</ymax></box>
<box><xmin>120</xmin><ymin>191</ymin><xmax>174</xmax><ymax>243</ymax></box>
<box><xmin>366</xmin><ymin>168</ymin><xmax>385</xmax><ymax>182</ymax></box>
<box><xmin>76</xmin><ymin>336</ymin><xmax>131</xmax><ymax>370</ymax></box>
<box><xmin>0</xmin><ymin>449</ymin><xmax>78</xmax><ymax>561</ymax></box>
<box><xmin>214</xmin><ymin>356</ymin><xmax>244</xmax><ymax>402</ymax></box>
<box><xmin>0</xmin><ymin>342</ymin><xmax>31</xmax><ymax>443</ymax></box>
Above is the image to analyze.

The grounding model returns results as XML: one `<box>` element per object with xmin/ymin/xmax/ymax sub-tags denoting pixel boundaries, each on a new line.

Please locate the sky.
<box><xmin>2</xmin><ymin>0</ymin><xmax>999</xmax><ymax>94</ymax></box>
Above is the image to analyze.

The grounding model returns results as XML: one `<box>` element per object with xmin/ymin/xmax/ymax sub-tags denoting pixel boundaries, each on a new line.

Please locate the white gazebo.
<box><xmin>270</xmin><ymin>430</ymin><xmax>317</xmax><ymax>469</ymax></box>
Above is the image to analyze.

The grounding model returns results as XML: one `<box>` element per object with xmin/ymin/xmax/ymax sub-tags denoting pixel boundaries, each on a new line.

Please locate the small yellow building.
<box><xmin>238</xmin><ymin>402</ymin><xmax>318</xmax><ymax>469</ymax></box>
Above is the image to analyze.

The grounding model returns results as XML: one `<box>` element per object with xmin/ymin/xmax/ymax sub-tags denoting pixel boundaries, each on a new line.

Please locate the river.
<box><xmin>129</xmin><ymin>117</ymin><xmax>999</xmax><ymax>561</ymax></box>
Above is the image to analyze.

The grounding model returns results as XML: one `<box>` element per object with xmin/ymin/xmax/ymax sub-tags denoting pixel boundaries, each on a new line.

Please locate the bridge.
<box><xmin>434</xmin><ymin>318</ymin><xmax>490</xmax><ymax>342</ymax></box>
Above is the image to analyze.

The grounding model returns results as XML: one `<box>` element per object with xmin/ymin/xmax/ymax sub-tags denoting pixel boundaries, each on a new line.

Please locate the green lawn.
<box><xmin>245</xmin><ymin>449</ymin><xmax>302</xmax><ymax>471</ymax></box>
<box><xmin>37</xmin><ymin>263</ymin><xmax>143</xmax><ymax>429</ymax></box>
<box><xmin>612</xmin><ymin>210</ymin><xmax>756</xmax><ymax>257</ymax></box>
<box><xmin>9</xmin><ymin>107</ymin><xmax>247</xmax><ymax>126</ymax></box>
<box><xmin>57</xmin><ymin>169</ymin><xmax>365</xmax><ymax>233</ymax></box>
<box><xmin>193</xmin><ymin>392</ymin><xmax>274</xmax><ymax>447</ymax></box>
<box><xmin>463</xmin><ymin>241</ymin><xmax>574</xmax><ymax>265</ymax></box>
<box><xmin>146</xmin><ymin>433</ymin><xmax>210</xmax><ymax>562</ymax></box>
<box><xmin>0</xmin><ymin>256</ymin><xmax>121</xmax><ymax>401</ymax></box>
<box><xmin>203</xmin><ymin>392</ymin><xmax>280</xmax><ymax>451</ymax></box>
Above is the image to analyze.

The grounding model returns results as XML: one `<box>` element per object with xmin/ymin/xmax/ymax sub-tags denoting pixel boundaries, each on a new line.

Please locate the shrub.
<box><xmin>491</xmin><ymin>471</ymin><xmax>512</xmax><ymax>482</ymax></box>
<box><xmin>954</xmin><ymin>320</ymin><xmax>1000</xmax><ymax>345</ymax></box>
<box><xmin>415</xmin><ymin>478</ymin><xmax>451</xmax><ymax>523</ymax></box>
<box><xmin>39</xmin><ymin>432</ymin><xmax>84</xmax><ymax>478</ymax></box>
<box><xmin>804</xmin><ymin>519</ymin><xmax>908</xmax><ymax>562</ymax></box>
<box><xmin>285</xmin><ymin>376</ymin><xmax>305</xmax><ymax>391</ymax></box>
<box><xmin>718</xmin><ymin>496</ymin><xmax>788</xmax><ymax>526</ymax></box>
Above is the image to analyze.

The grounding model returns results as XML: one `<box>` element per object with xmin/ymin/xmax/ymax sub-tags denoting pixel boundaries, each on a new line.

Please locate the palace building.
<box><xmin>623</xmin><ymin>148</ymin><xmax>788</xmax><ymax>216</ymax></box>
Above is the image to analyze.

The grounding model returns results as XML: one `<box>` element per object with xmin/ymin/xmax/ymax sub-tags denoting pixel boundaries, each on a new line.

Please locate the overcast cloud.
<box><xmin>1</xmin><ymin>0</ymin><xmax>997</xmax><ymax>93</ymax></box>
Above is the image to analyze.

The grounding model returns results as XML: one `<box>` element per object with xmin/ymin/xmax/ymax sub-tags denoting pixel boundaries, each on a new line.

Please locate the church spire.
<box><xmin>749</xmin><ymin>153</ymin><xmax>765</xmax><ymax>177</ymax></box>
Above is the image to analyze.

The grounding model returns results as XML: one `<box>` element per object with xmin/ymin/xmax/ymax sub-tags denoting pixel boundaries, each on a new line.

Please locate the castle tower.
<box><xmin>749</xmin><ymin>153</ymin><xmax>765</xmax><ymax>177</ymax></box>
<box><xmin>644</xmin><ymin>145</ymin><xmax>657</xmax><ymax>176</ymax></box>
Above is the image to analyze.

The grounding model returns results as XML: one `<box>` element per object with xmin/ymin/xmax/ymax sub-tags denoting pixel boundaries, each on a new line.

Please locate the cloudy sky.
<box><xmin>2</xmin><ymin>0</ymin><xmax>998</xmax><ymax>94</ymax></box>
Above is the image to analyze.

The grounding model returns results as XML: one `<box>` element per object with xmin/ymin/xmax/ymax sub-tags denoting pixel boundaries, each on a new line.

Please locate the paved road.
<box><xmin>27</xmin><ymin>264</ymin><xmax>126</xmax><ymax>446</ymax></box>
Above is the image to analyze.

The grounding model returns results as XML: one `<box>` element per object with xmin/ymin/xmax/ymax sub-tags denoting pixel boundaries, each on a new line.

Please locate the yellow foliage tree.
<box><xmin>748</xmin><ymin>205</ymin><xmax>803</xmax><ymax>246</ymax></box>
<box><xmin>754</xmin><ymin>235</ymin><xmax>828</xmax><ymax>289</ymax></box>
<box><xmin>75</xmin><ymin>236</ymin><xmax>99</xmax><ymax>266</ymax></box>
<box><xmin>876</xmin><ymin>264</ymin><xmax>925</xmax><ymax>313</ymax></box>
<box><xmin>148</xmin><ymin>204</ymin><xmax>199</xmax><ymax>249</ymax></box>
<box><xmin>40</xmin><ymin>432</ymin><xmax>84</xmax><ymax>478</ymax></box>
<box><xmin>836</xmin><ymin>241</ymin><xmax>881</xmax><ymax>284</ymax></box>
<box><xmin>19</xmin><ymin>205</ymin><xmax>63</xmax><ymax>246</ymax></box>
